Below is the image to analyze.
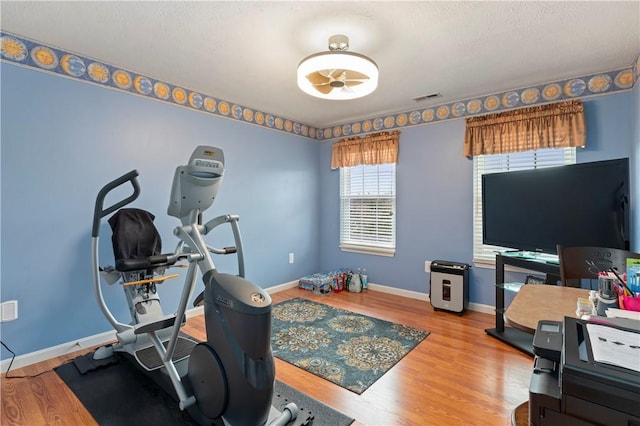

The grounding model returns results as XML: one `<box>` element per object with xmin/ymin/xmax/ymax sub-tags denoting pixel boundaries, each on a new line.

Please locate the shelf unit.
<box><xmin>485</xmin><ymin>253</ymin><xmax>561</xmax><ymax>356</ymax></box>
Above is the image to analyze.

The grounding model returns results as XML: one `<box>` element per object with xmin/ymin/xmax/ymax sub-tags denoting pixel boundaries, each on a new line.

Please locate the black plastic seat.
<box><xmin>109</xmin><ymin>208</ymin><xmax>176</xmax><ymax>272</ymax></box>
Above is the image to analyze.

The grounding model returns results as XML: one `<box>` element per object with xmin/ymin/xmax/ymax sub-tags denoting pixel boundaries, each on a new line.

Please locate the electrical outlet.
<box><xmin>1</xmin><ymin>300</ymin><xmax>18</xmax><ymax>322</ymax></box>
<box><xmin>425</xmin><ymin>261</ymin><xmax>432</xmax><ymax>272</ymax></box>
<box><xmin>289</xmin><ymin>253</ymin><xmax>294</xmax><ymax>264</ymax></box>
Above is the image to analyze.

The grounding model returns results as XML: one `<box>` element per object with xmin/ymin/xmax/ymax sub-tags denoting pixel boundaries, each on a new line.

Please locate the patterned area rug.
<box><xmin>271</xmin><ymin>297</ymin><xmax>430</xmax><ymax>394</ymax></box>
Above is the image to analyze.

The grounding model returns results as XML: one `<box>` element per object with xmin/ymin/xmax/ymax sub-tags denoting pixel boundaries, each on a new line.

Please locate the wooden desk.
<box><xmin>504</xmin><ymin>285</ymin><xmax>590</xmax><ymax>334</ymax></box>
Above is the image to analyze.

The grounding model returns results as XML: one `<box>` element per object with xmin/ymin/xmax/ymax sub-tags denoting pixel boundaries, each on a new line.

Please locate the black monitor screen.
<box><xmin>481</xmin><ymin>158</ymin><xmax>630</xmax><ymax>255</ymax></box>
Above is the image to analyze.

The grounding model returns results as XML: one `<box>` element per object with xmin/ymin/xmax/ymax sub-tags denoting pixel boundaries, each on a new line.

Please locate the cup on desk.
<box><xmin>596</xmin><ymin>293</ymin><xmax>619</xmax><ymax>316</ymax></box>
<box><xmin>598</xmin><ymin>276</ymin><xmax>617</xmax><ymax>300</ymax></box>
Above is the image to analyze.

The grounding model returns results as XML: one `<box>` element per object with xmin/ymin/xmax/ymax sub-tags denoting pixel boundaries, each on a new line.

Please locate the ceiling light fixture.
<box><xmin>297</xmin><ymin>35</ymin><xmax>378</xmax><ymax>100</ymax></box>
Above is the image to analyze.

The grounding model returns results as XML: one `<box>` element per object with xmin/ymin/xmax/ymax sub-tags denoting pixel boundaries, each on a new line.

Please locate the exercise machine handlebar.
<box><xmin>92</xmin><ymin>170</ymin><xmax>140</xmax><ymax>237</ymax></box>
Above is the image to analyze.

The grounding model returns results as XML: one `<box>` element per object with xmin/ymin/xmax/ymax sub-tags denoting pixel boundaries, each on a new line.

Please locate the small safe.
<box><xmin>429</xmin><ymin>260</ymin><xmax>470</xmax><ymax>314</ymax></box>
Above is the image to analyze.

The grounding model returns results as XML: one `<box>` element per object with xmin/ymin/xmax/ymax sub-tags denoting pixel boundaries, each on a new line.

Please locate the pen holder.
<box><xmin>596</xmin><ymin>294</ymin><xmax>618</xmax><ymax>316</ymax></box>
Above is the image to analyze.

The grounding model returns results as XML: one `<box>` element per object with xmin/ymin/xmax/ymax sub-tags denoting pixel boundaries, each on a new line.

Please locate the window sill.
<box><xmin>473</xmin><ymin>258</ymin><xmax>497</xmax><ymax>269</ymax></box>
<box><xmin>340</xmin><ymin>244</ymin><xmax>395</xmax><ymax>257</ymax></box>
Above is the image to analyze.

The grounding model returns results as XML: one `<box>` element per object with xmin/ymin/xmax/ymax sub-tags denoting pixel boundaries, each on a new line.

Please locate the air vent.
<box><xmin>413</xmin><ymin>93</ymin><xmax>441</xmax><ymax>102</ymax></box>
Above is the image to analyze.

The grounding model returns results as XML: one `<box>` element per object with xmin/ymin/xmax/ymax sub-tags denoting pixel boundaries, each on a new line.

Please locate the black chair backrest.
<box><xmin>556</xmin><ymin>245</ymin><xmax>640</xmax><ymax>287</ymax></box>
<box><xmin>108</xmin><ymin>208</ymin><xmax>162</xmax><ymax>262</ymax></box>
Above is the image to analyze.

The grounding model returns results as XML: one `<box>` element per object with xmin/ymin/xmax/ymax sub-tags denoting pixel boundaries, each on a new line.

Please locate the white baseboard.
<box><xmin>1</xmin><ymin>305</ymin><xmax>205</xmax><ymax>373</ymax></box>
<box><xmin>367</xmin><ymin>282</ymin><xmax>430</xmax><ymax>301</ymax></box>
<box><xmin>1</xmin><ymin>280</ymin><xmax>493</xmax><ymax>373</ymax></box>
<box><xmin>265</xmin><ymin>280</ymin><xmax>299</xmax><ymax>294</ymax></box>
<box><xmin>1</xmin><ymin>329</ymin><xmax>117</xmax><ymax>373</ymax></box>
<box><xmin>367</xmin><ymin>282</ymin><xmax>494</xmax><ymax>315</ymax></box>
<box><xmin>467</xmin><ymin>302</ymin><xmax>495</xmax><ymax>315</ymax></box>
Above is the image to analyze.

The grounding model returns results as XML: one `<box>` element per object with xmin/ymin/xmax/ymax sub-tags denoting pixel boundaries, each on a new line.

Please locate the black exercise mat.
<box><xmin>55</xmin><ymin>351</ymin><xmax>353</xmax><ymax>426</ymax></box>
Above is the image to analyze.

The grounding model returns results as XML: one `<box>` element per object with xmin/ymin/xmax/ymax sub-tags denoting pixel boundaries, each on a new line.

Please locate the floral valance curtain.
<box><xmin>331</xmin><ymin>131</ymin><xmax>400</xmax><ymax>169</ymax></box>
<box><xmin>463</xmin><ymin>100</ymin><xmax>585</xmax><ymax>157</ymax></box>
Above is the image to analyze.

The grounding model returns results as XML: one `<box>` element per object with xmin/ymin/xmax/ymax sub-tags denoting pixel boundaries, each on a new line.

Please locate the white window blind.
<box><xmin>340</xmin><ymin>163</ymin><xmax>396</xmax><ymax>256</ymax></box>
<box><xmin>472</xmin><ymin>148</ymin><xmax>576</xmax><ymax>264</ymax></box>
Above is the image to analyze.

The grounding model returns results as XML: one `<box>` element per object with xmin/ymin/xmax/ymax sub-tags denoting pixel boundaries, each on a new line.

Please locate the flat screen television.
<box><xmin>481</xmin><ymin>158</ymin><xmax>630</xmax><ymax>255</ymax></box>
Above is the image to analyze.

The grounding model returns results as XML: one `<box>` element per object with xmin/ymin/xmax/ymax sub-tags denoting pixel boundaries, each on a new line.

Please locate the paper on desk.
<box><xmin>606</xmin><ymin>308</ymin><xmax>640</xmax><ymax>321</ymax></box>
<box><xmin>586</xmin><ymin>324</ymin><xmax>640</xmax><ymax>373</ymax></box>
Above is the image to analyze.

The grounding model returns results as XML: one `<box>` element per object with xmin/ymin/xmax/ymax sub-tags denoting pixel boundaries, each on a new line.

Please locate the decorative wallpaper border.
<box><xmin>1</xmin><ymin>31</ymin><xmax>637</xmax><ymax>142</ymax></box>
<box><xmin>318</xmin><ymin>66</ymin><xmax>636</xmax><ymax>141</ymax></box>
<box><xmin>0</xmin><ymin>32</ymin><xmax>320</xmax><ymax>139</ymax></box>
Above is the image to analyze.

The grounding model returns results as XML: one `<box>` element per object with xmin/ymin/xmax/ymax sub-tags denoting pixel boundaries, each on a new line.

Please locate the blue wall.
<box><xmin>1</xmin><ymin>64</ymin><xmax>320</xmax><ymax>357</ymax></box>
<box><xmin>1</xmin><ymin>61</ymin><xmax>637</xmax><ymax>360</ymax></box>
<box><xmin>318</xmin><ymin>120</ymin><xmax>476</xmax><ymax>296</ymax></box>
<box><xmin>318</xmin><ymin>92</ymin><xmax>638</xmax><ymax>306</ymax></box>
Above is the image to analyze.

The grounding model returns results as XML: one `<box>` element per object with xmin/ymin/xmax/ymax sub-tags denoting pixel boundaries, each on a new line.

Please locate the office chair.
<box><xmin>556</xmin><ymin>245</ymin><xmax>640</xmax><ymax>288</ymax></box>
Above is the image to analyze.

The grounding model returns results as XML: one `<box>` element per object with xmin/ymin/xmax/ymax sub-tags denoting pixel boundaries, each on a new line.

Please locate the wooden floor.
<box><xmin>1</xmin><ymin>288</ymin><xmax>533</xmax><ymax>425</ymax></box>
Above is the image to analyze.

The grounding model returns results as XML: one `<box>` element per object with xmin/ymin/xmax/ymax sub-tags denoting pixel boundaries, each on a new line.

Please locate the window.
<box><xmin>472</xmin><ymin>148</ymin><xmax>576</xmax><ymax>264</ymax></box>
<box><xmin>340</xmin><ymin>163</ymin><xmax>396</xmax><ymax>256</ymax></box>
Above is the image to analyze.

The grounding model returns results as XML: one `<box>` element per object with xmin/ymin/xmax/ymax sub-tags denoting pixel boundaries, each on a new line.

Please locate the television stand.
<box><xmin>485</xmin><ymin>252</ymin><xmax>561</xmax><ymax>356</ymax></box>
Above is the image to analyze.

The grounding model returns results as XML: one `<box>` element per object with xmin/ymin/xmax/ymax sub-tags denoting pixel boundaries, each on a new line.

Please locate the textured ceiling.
<box><xmin>2</xmin><ymin>1</ymin><xmax>639</xmax><ymax>129</ymax></box>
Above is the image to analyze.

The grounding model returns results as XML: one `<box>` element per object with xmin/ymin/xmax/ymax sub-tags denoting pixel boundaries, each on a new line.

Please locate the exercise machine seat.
<box><xmin>108</xmin><ymin>208</ymin><xmax>173</xmax><ymax>272</ymax></box>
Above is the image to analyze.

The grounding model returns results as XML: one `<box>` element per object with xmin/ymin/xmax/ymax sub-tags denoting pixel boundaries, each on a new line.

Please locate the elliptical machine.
<box><xmin>91</xmin><ymin>146</ymin><xmax>298</xmax><ymax>425</ymax></box>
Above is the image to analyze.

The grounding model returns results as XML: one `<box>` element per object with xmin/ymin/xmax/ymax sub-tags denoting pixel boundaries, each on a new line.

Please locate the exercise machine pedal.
<box><xmin>134</xmin><ymin>314</ymin><xmax>185</xmax><ymax>335</ymax></box>
<box><xmin>135</xmin><ymin>336</ymin><xmax>197</xmax><ymax>371</ymax></box>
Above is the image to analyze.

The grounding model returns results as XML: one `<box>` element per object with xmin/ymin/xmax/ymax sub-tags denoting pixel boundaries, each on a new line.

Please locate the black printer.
<box><xmin>529</xmin><ymin>317</ymin><xmax>640</xmax><ymax>425</ymax></box>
